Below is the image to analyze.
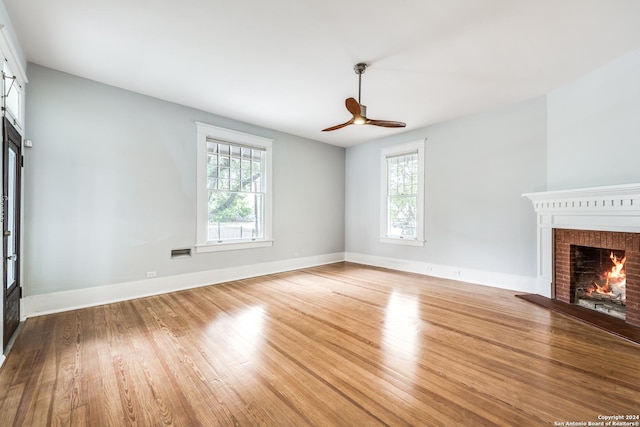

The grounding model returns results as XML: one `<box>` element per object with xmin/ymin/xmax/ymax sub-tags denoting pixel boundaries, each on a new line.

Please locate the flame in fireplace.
<box><xmin>586</xmin><ymin>252</ymin><xmax>626</xmax><ymax>302</ymax></box>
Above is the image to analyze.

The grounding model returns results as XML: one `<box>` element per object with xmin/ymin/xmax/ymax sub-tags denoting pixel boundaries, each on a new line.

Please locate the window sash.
<box><xmin>207</xmin><ymin>192</ymin><xmax>265</xmax><ymax>242</ymax></box>
<box><xmin>387</xmin><ymin>194</ymin><xmax>417</xmax><ymax>238</ymax></box>
<box><xmin>386</xmin><ymin>152</ymin><xmax>418</xmax><ymax>197</ymax></box>
<box><xmin>207</xmin><ymin>141</ymin><xmax>265</xmax><ymax>194</ymax></box>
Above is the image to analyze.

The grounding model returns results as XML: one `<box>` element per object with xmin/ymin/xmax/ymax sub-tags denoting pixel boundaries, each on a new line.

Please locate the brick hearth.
<box><xmin>554</xmin><ymin>229</ymin><xmax>640</xmax><ymax>327</ymax></box>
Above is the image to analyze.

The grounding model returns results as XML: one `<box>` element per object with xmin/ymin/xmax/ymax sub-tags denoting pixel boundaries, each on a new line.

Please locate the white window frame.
<box><xmin>195</xmin><ymin>122</ymin><xmax>273</xmax><ymax>253</ymax></box>
<box><xmin>380</xmin><ymin>140</ymin><xmax>425</xmax><ymax>246</ymax></box>
<box><xmin>0</xmin><ymin>26</ymin><xmax>28</xmax><ymax>132</ymax></box>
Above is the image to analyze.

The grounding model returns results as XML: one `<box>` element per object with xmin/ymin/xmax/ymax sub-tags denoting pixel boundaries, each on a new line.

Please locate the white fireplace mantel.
<box><xmin>523</xmin><ymin>183</ymin><xmax>640</xmax><ymax>297</ymax></box>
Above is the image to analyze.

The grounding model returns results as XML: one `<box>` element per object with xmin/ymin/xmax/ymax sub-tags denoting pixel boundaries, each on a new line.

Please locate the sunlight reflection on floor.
<box><xmin>206</xmin><ymin>305</ymin><xmax>266</xmax><ymax>367</ymax></box>
<box><xmin>383</xmin><ymin>291</ymin><xmax>420</xmax><ymax>379</ymax></box>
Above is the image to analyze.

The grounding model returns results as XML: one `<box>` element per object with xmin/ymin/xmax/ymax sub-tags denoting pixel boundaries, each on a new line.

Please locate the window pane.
<box><xmin>230</xmin><ymin>170</ymin><xmax>240</xmax><ymax>183</ymax></box>
<box><xmin>241</xmin><ymin>168</ymin><xmax>251</xmax><ymax>181</ymax></box>
<box><xmin>207</xmin><ymin>165</ymin><xmax>217</xmax><ymax>180</ymax></box>
<box><xmin>208</xmin><ymin>192</ymin><xmax>264</xmax><ymax>242</ymax></box>
<box><xmin>387</xmin><ymin>153</ymin><xmax>417</xmax><ymax>197</ymax></box>
<box><xmin>388</xmin><ymin>195</ymin><xmax>417</xmax><ymax>237</ymax></box>
<box><xmin>3</xmin><ymin>64</ymin><xmax>21</xmax><ymax>124</ymax></box>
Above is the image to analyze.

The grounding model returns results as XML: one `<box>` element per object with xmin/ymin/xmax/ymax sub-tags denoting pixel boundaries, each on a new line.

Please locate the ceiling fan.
<box><xmin>322</xmin><ymin>63</ymin><xmax>406</xmax><ymax>132</ymax></box>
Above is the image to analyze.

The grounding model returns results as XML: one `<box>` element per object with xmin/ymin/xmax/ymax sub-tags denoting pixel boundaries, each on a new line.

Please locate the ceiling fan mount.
<box><xmin>354</xmin><ymin>62</ymin><xmax>367</xmax><ymax>75</ymax></box>
<box><xmin>322</xmin><ymin>63</ymin><xmax>406</xmax><ymax>132</ymax></box>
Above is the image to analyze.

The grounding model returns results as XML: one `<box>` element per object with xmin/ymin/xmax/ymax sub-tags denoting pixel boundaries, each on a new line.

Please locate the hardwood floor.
<box><xmin>1</xmin><ymin>262</ymin><xmax>639</xmax><ymax>426</ymax></box>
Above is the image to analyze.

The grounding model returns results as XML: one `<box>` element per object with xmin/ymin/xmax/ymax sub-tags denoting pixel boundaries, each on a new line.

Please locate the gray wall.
<box><xmin>346</xmin><ymin>97</ymin><xmax>547</xmax><ymax>278</ymax></box>
<box><xmin>547</xmin><ymin>48</ymin><xmax>640</xmax><ymax>190</ymax></box>
<box><xmin>22</xmin><ymin>47</ymin><xmax>640</xmax><ymax>298</ymax></box>
<box><xmin>345</xmin><ymin>48</ymin><xmax>640</xmax><ymax>281</ymax></box>
<box><xmin>24</xmin><ymin>64</ymin><xmax>345</xmax><ymax>296</ymax></box>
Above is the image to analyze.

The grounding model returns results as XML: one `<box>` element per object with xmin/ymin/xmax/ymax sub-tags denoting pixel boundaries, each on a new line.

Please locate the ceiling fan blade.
<box><xmin>345</xmin><ymin>97</ymin><xmax>361</xmax><ymax>116</ymax></box>
<box><xmin>321</xmin><ymin>98</ymin><xmax>361</xmax><ymax>131</ymax></box>
<box><xmin>322</xmin><ymin>120</ymin><xmax>354</xmax><ymax>132</ymax></box>
<box><xmin>366</xmin><ymin>119</ymin><xmax>406</xmax><ymax>128</ymax></box>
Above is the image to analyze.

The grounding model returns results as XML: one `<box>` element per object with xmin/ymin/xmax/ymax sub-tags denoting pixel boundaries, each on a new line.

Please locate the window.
<box><xmin>2</xmin><ymin>61</ymin><xmax>23</xmax><ymax>130</ymax></box>
<box><xmin>196</xmin><ymin>122</ymin><xmax>273</xmax><ymax>252</ymax></box>
<box><xmin>380</xmin><ymin>140</ymin><xmax>425</xmax><ymax>246</ymax></box>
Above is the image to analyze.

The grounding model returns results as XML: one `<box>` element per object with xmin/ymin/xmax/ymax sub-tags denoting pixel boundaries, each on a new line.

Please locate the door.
<box><xmin>3</xmin><ymin>117</ymin><xmax>21</xmax><ymax>349</ymax></box>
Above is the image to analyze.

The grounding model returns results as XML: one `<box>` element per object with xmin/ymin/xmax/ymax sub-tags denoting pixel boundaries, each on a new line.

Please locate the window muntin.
<box><xmin>380</xmin><ymin>140</ymin><xmax>425</xmax><ymax>246</ymax></box>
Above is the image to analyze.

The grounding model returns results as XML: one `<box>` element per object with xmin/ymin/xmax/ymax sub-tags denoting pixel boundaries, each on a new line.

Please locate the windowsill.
<box><xmin>195</xmin><ymin>240</ymin><xmax>274</xmax><ymax>253</ymax></box>
<box><xmin>380</xmin><ymin>237</ymin><xmax>425</xmax><ymax>247</ymax></box>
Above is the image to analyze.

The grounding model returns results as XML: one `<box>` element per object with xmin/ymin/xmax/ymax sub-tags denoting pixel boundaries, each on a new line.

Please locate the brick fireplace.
<box><xmin>553</xmin><ymin>229</ymin><xmax>639</xmax><ymax>327</ymax></box>
<box><xmin>524</xmin><ymin>183</ymin><xmax>640</xmax><ymax>329</ymax></box>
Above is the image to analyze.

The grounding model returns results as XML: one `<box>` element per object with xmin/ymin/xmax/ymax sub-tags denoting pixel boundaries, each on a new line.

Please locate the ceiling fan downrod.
<box><xmin>354</xmin><ymin>63</ymin><xmax>367</xmax><ymax>105</ymax></box>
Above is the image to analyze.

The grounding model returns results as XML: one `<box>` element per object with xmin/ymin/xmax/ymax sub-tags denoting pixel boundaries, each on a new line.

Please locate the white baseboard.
<box><xmin>344</xmin><ymin>252</ymin><xmax>537</xmax><ymax>294</ymax></box>
<box><xmin>22</xmin><ymin>252</ymin><xmax>345</xmax><ymax>319</ymax></box>
<box><xmin>21</xmin><ymin>251</ymin><xmax>538</xmax><ymax>319</ymax></box>
<box><xmin>0</xmin><ymin>354</ymin><xmax>5</xmax><ymax>369</ymax></box>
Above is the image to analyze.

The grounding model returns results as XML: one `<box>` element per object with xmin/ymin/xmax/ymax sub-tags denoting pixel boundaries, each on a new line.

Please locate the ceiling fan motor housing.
<box><xmin>353</xmin><ymin>104</ymin><xmax>367</xmax><ymax>124</ymax></box>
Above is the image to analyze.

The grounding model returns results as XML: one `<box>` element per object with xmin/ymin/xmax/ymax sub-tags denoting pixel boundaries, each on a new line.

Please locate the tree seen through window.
<box><xmin>207</xmin><ymin>142</ymin><xmax>265</xmax><ymax>242</ymax></box>
<box><xmin>387</xmin><ymin>152</ymin><xmax>418</xmax><ymax>238</ymax></box>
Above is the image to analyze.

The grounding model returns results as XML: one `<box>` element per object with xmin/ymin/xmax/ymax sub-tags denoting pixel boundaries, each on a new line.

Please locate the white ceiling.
<box><xmin>5</xmin><ymin>0</ymin><xmax>640</xmax><ymax>147</ymax></box>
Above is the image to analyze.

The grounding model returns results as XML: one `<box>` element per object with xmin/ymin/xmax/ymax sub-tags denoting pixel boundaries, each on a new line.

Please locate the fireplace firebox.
<box><xmin>570</xmin><ymin>245</ymin><xmax>626</xmax><ymax>319</ymax></box>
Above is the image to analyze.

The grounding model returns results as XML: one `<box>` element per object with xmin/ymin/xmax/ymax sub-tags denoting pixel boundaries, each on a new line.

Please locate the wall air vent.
<box><xmin>170</xmin><ymin>248</ymin><xmax>192</xmax><ymax>258</ymax></box>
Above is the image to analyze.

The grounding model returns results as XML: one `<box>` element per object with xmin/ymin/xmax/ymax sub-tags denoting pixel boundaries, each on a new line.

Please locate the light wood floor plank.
<box><xmin>240</xmin><ymin>274</ymin><xmax>539</xmax><ymax>425</ymax></box>
<box><xmin>1</xmin><ymin>262</ymin><xmax>639</xmax><ymax>426</ymax></box>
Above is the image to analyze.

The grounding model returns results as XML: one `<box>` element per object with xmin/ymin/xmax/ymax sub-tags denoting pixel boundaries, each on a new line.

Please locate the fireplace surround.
<box><xmin>523</xmin><ymin>183</ymin><xmax>640</xmax><ymax>328</ymax></box>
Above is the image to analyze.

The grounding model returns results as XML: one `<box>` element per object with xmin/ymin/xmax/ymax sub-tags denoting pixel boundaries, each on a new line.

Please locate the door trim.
<box><xmin>3</xmin><ymin>117</ymin><xmax>21</xmax><ymax>349</ymax></box>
